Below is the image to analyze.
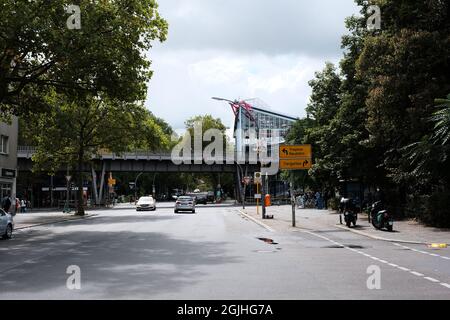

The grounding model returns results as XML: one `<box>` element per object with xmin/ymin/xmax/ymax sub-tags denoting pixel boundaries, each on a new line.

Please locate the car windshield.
<box><xmin>138</xmin><ymin>197</ymin><xmax>153</xmax><ymax>203</ymax></box>
<box><xmin>178</xmin><ymin>197</ymin><xmax>193</xmax><ymax>201</ymax></box>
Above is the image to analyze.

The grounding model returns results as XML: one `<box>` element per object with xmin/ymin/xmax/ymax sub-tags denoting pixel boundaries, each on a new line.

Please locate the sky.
<box><xmin>145</xmin><ymin>0</ymin><xmax>361</xmax><ymax>133</ymax></box>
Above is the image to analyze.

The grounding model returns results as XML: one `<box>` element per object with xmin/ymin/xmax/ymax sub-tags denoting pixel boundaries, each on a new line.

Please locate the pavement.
<box><xmin>240</xmin><ymin>205</ymin><xmax>450</xmax><ymax>245</ymax></box>
<box><xmin>12</xmin><ymin>211</ymin><xmax>95</xmax><ymax>229</ymax></box>
<box><xmin>0</xmin><ymin>203</ymin><xmax>449</xmax><ymax>299</ymax></box>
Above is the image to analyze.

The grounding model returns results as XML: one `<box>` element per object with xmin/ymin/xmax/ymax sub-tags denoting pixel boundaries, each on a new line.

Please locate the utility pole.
<box><xmin>262</xmin><ymin>173</ymin><xmax>266</xmax><ymax>219</ymax></box>
<box><xmin>291</xmin><ymin>178</ymin><xmax>296</xmax><ymax>227</ymax></box>
<box><xmin>134</xmin><ymin>172</ymin><xmax>143</xmax><ymax>203</ymax></box>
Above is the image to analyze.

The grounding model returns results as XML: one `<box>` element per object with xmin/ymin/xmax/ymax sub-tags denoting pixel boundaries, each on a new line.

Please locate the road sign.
<box><xmin>108</xmin><ymin>178</ymin><xmax>116</xmax><ymax>186</ymax></box>
<box><xmin>254</xmin><ymin>172</ymin><xmax>262</xmax><ymax>185</ymax></box>
<box><xmin>243</xmin><ymin>176</ymin><xmax>252</xmax><ymax>185</ymax></box>
<box><xmin>279</xmin><ymin>158</ymin><xmax>312</xmax><ymax>170</ymax></box>
<box><xmin>65</xmin><ymin>175</ymin><xmax>72</xmax><ymax>181</ymax></box>
<box><xmin>279</xmin><ymin>145</ymin><xmax>312</xmax><ymax>159</ymax></box>
<box><xmin>254</xmin><ymin>194</ymin><xmax>262</xmax><ymax>199</ymax></box>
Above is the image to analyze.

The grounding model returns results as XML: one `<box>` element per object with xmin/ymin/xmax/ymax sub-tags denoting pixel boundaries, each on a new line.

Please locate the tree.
<box><xmin>0</xmin><ymin>0</ymin><xmax>168</xmax><ymax>117</ymax></box>
<box><xmin>306</xmin><ymin>62</ymin><xmax>342</xmax><ymax>126</ymax></box>
<box><xmin>22</xmin><ymin>91</ymin><xmax>169</xmax><ymax>215</ymax></box>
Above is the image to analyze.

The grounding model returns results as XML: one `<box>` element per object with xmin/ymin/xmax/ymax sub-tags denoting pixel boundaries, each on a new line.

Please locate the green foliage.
<box><xmin>0</xmin><ymin>0</ymin><xmax>168</xmax><ymax>117</ymax></box>
<box><xmin>288</xmin><ymin>0</ymin><xmax>450</xmax><ymax>226</ymax></box>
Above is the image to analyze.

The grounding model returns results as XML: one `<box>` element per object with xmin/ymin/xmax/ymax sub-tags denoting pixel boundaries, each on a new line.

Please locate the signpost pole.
<box><xmin>256</xmin><ymin>183</ymin><xmax>259</xmax><ymax>215</ymax></box>
<box><xmin>291</xmin><ymin>180</ymin><xmax>296</xmax><ymax>227</ymax></box>
<box><xmin>262</xmin><ymin>174</ymin><xmax>266</xmax><ymax>219</ymax></box>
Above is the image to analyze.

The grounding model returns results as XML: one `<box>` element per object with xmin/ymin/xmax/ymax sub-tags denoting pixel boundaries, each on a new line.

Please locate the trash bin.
<box><xmin>265</xmin><ymin>194</ymin><xmax>271</xmax><ymax>207</ymax></box>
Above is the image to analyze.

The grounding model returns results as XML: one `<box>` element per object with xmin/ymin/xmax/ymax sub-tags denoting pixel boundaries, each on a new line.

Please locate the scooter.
<box><xmin>370</xmin><ymin>201</ymin><xmax>394</xmax><ymax>232</ymax></box>
<box><xmin>339</xmin><ymin>198</ymin><xmax>358</xmax><ymax>228</ymax></box>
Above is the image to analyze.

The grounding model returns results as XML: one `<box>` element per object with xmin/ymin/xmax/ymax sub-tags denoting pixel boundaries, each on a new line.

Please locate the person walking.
<box><xmin>2</xmin><ymin>193</ymin><xmax>12</xmax><ymax>213</ymax></box>
<box><xmin>20</xmin><ymin>199</ymin><xmax>26</xmax><ymax>213</ymax></box>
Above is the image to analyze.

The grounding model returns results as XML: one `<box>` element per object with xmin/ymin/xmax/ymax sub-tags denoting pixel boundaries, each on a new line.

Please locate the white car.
<box><xmin>0</xmin><ymin>208</ymin><xmax>14</xmax><ymax>239</ymax></box>
<box><xmin>136</xmin><ymin>196</ymin><xmax>156</xmax><ymax>211</ymax></box>
<box><xmin>174</xmin><ymin>196</ymin><xmax>196</xmax><ymax>214</ymax></box>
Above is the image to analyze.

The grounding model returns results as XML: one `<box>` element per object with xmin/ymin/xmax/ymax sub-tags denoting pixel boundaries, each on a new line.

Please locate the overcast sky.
<box><xmin>145</xmin><ymin>0</ymin><xmax>360</xmax><ymax>132</ymax></box>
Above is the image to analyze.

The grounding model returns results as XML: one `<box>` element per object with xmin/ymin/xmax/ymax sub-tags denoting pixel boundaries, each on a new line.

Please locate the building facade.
<box><xmin>0</xmin><ymin>117</ymin><xmax>18</xmax><ymax>208</ymax></box>
<box><xmin>232</xmin><ymin>98</ymin><xmax>298</xmax><ymax>201</ymax></box>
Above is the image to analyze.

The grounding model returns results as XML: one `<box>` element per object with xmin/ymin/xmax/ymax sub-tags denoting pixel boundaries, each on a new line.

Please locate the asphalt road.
<box><xmin>0</xmin><ymin>204</ymin><xmax>449</xmax><ymax>299</ymax></box>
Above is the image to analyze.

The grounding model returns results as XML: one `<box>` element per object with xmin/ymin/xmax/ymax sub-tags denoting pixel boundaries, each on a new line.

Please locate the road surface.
<box><xmin>0</xmin><ymin>204</ymin><xmax>449</xmax><ymax>299</ymax></box>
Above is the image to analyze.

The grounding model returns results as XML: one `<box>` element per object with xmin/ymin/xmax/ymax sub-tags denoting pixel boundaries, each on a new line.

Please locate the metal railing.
<box><xmin>17</xmin><ymin>146</ymin><xmax>252</xmax><ymax>163</ymax></box>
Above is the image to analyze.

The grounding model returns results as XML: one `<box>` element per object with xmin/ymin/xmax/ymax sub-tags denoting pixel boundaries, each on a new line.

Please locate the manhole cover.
<box><xmin>347</xmin><ymin>245</ymin><xmax>365</xmax><ymax>249</ymax></box>
<box><xmin>257</xmin><ymin>237</ymin><xmax>279</xmax><ymax>245</ymax></box>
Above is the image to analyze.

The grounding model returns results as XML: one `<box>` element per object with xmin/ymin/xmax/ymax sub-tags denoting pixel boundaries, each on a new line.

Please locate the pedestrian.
<box><xmin>21</xmin><ymin>199</ymin><xmax>26</xmax><ymax>213</ymax></box>
<box><xmin>1</xmin><ymin>193</ymin><xmax>12</xmax><ymax>213</ymax></box>
<box><xmin>15</xmin><ymin>197</ymin><xmax>21</xmax><ymax>214</ymax></box>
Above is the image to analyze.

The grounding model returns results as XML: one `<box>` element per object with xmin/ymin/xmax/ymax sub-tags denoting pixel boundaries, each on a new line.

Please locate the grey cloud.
<box><xmin>156</xmin><ymin>0</ymin><xmax>360</xmax><ymax>57</ymax></box>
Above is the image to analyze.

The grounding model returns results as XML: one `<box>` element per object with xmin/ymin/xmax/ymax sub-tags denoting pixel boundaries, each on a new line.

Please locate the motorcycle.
<box><xmin>339</xmin><ymin>198</ymin><xmax>358</xmax><ymax>228</ymax></box>
<box><xmin>370</xmin><ymin>201</ymin><xmax>394</xmax><ymax>232</ymax></box>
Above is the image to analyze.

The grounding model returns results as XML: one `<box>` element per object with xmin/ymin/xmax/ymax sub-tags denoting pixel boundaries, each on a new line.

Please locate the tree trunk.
<box><xmin>76</xmin><ymin>151</ymin><xmax>85</xmax><ymax>216</ymax></box>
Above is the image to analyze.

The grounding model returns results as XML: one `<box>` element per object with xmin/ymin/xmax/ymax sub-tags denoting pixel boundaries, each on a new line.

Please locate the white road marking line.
<box><xmin>394</xmin><ymin>243</ymin><xmax>450</xmax><ymax>260</ymax></box>
<box><xmin>397</xmin><ymin>266</ymin><xmax>410</xmax><ymax>271</ymax></box>
<box><xmin>388</xmin><ymin>263</ymin><xmax>398</xmax><ymax>267</ymax></box>
<box><xmin>424</xmin><ymin>277</ymin><xmax>440</xmax><ymax>283</ymax></box>
<box><xmin>303</xmin><ymin>231</ymin><xmax>450</xmax><ymax>290</ymax></box>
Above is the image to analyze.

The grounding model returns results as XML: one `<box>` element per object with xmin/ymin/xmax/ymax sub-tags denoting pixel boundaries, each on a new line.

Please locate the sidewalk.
<box><xmin>12</xmin><ymin>210</ymin><xmax>95</xmax><ymax>230</ymax></box>
<box><xmin>239</xmin><ymin>205</ymin><xmax>450</xmax><ymax>245</ymax></box>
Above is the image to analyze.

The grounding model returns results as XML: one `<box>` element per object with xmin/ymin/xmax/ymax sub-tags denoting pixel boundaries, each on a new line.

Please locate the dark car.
<box><xmin>206</xmin><ymin>191</ymin><xmax>215</xmax><ymax>203</ymax></box>
<box><xmin>194</xmin><ymin>193</ymin><xmax>208</xmax><ymax>205</ymax></box>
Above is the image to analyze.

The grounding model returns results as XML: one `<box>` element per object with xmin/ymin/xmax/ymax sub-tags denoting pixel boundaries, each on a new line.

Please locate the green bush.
<box><xmin>328</xmin><ymin>197</ymin><xmax>340</xmax><ymax>211</ymax></box>
<box><xmin>405</xmin><ymin>191</ymin><xmax>450</xmax><ymax>228</ymax></box>
<box><xmin>423</xmin><ymin>192</ymin><xmax>450</xmax><ymax>228</ymax></box>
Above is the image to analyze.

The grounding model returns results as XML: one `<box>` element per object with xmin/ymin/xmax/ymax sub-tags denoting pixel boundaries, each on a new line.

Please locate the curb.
<box><xmin>335</xmin><ymin>224</ymin><xmax>433</xmax><ymax>245</ymax></box>
<box><xmin>14</xmin><ymin>214</ymin><xmax>98</xmax><ymax>230</ymax></box>
<box><xmin>236</xmin><ymin>209</ymin><xmax>275</xmax><ymax>232</ymax></box>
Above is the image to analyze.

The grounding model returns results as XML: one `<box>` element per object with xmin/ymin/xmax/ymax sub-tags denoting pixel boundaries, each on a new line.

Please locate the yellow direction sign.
<box><xmin>279</xmin><ymin>145</ymin><xmax>312</xmax><ymax>159</ymax></box>
<box><xmin>108</xmin><ymin>178</ymin><xmax>116</xmax><ymax>186</ymax></box>
<box><xmin>280</xmin><ymin>158</ymin><xmax>312</xmax><ymax>170</ymax></box>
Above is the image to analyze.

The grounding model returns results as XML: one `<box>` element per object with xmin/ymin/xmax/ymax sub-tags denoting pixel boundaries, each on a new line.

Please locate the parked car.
<box><xmin>136</xmin><ymin>196</ymin><xmax>156</xmax><ymax>211</ymax></box>
<box><xmin>194</xmin><ymin>193</ymin><xmax>208</xmax><ymax>205</ymax></box>
<box><xmin>206</xmin><ymin>191</ymin><xmax>215</xmax><ymax>203</ymax></box>
<box><xmin>0</xmin><ymin>208</ymin><xmax>14</xmax><ymax>239</ymax></box>
<box><xmin>174</xmin><ymin>196</ymin><xmax>196</xmax><ymax>213</ymax></box>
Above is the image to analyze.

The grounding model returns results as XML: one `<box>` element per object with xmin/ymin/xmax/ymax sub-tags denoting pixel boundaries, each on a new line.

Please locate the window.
<box><xmin>0</xmin><ymin>135</ymin><xmax>8</xmax><ymax>154</ymax></box>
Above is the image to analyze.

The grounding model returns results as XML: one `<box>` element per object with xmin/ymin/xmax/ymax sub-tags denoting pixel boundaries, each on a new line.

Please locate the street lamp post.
<box><xmin>134</xmin><ymin>172</ymin><xmax>144</xmax><ymax>203</ymax></box>
<box><xmin>152</xmin><ymin>173</ymin><xmax>158</xmax><ymax>198</ymax></box>
<box><xmin>235</xmin><ymin>162</ymin><xmax>245</xmax><ymax>209</ymax></box>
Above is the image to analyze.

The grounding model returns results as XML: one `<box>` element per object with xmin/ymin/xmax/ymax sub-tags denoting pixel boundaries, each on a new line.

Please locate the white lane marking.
<box><xmin>236</xmin><ymin>210</ymin><xmax>275</xmax><ymax>233</ymax></box>
<box><xmin>424</xmin><ymin>277</ymin><xmax>440</xmax><ymax>283</ymax></box>
<box><xmin>388</xmin><ymin>263</ymin><xmax>398</xmax><ymax>267</ymax></box>
<box><xmin>394</xmin><ymin>243</ymin><xmax>450</xmax><ymax>261</ymax></box>
<box><xmin>303</xmin><ymin>230</ymin><xmax>450</xmax><ymax>291</ymax></box>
